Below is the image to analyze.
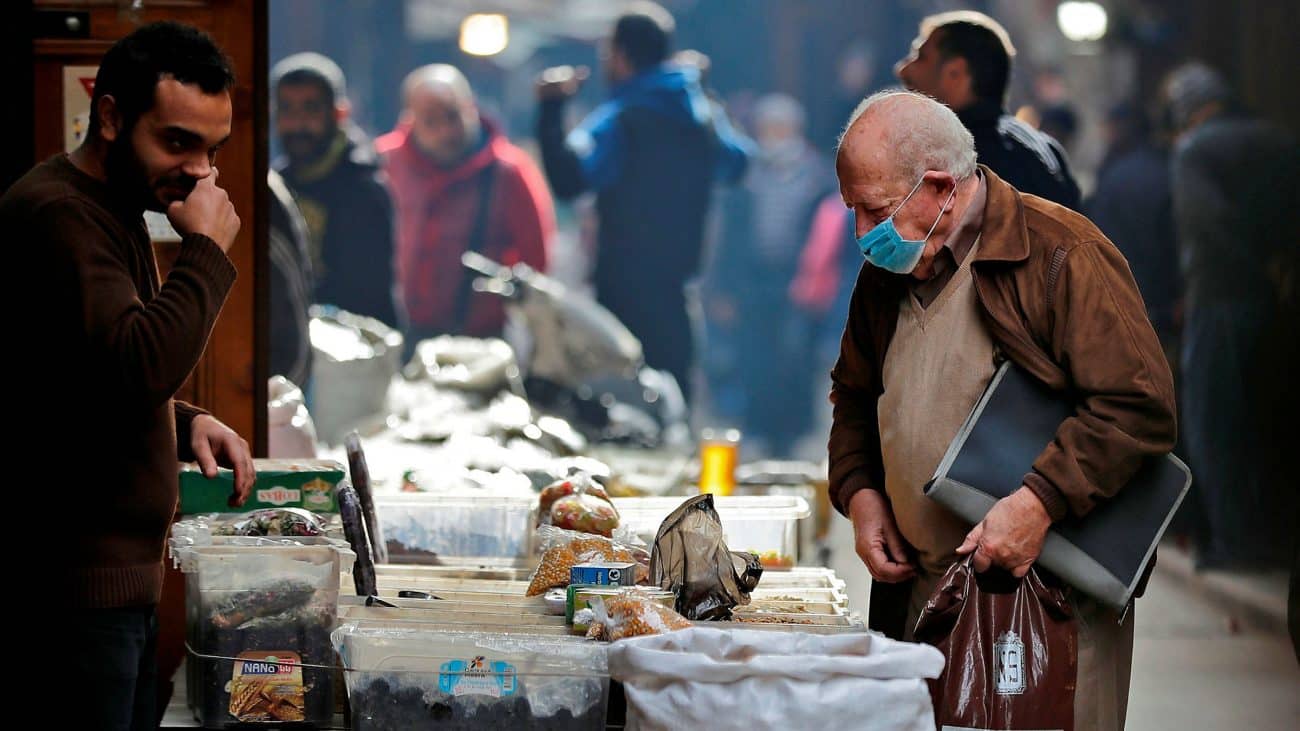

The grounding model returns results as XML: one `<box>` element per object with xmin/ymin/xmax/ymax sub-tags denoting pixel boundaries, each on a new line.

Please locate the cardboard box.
<box><xmin>179</xmin><ymin>459</ymin><xmax>345</xmax><ymax>514</ymax></box>
<box><xmin>569</xmin><ymin>562</ymin><xmax>636</xmax><ymax>588</ymax></box>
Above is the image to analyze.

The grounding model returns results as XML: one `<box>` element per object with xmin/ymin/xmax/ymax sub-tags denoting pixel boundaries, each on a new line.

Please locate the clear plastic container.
<box><xmin>375</xmin><ymin>493</ymin><xmax>538</xmax><ymax>562</ymax></box>
<box><xmin>612</xmin><ymin>495</ymin><xmax>811</xmax><ymax>570</ymax></box>
<box><xmin>333</xmin><ymin>623</ymin><xmax>609</xmax><ymax>729</ymax></box>
<box><xmin>180</xmin><ymin>546</ymin><xmax>341</xmax><ymax>728</ymax></box>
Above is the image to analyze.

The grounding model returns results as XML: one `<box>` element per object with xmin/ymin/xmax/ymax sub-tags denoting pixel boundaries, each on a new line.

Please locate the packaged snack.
<box><xmin>212</xmin><ymin>508</ymin><xmax>327</xmax><ymax>538</ymax></box>
<box><xmin>584</xmin><ymin>591</ymin><xmax>692</xmax><ymax>641</ymax></box>
<box><xmin>538</xmin><ymin>474</ymin><xmax>612</xmax><ymax>516</ymax></box>
<box><xmin>551</xmin><ymin>494</ymin><xmax>620</xmax><ymax>537</ymax></box>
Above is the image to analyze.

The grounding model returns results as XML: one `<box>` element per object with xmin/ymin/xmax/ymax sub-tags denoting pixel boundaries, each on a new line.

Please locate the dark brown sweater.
<box><xmin>3</xmin><ymin>155</ymin><xmax>236</xmax><ymax>608</ymax></box>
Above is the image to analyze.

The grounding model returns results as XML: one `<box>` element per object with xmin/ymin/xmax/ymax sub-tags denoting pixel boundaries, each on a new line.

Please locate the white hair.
<box><xmin>401</xmin><ymin>64</ymin><xmax>474</xmax><ymax>107</ymax></box>
<box><xmin>838</xmin><ymin>90</ymin><xmax>977</xmax><ymax>183</ymax></box>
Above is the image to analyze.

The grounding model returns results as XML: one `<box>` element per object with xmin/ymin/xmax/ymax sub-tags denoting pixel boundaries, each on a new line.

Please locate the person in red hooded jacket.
<box><xmin>377</xmin><ymin>64</ymin><xmax>554</xmax><ymax>342</ymax></box>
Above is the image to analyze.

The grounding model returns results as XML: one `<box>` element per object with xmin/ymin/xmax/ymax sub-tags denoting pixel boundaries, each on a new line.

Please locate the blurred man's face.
<box><xmin>602</xmin><ymin>42</ymin><xmax>635</xmax><ymax>86</ymax></box>
<box><xmin>407</xmin><ymin>85</ymin><xmax>479</xmax><ymax>166</ymax></box>
<box><xmin>103</xmin><ymin>77</ymin><xmax>232</xmax><ymax>212</ymax></box>
<box><xmin>895</xmin><ymin>31</ymin><xmax>965</xmax><ymax>108</ymax></box>
<box><xmin>276</xmin><ymin>82</ymin><xmax>337</xmax><ymax>166</ymax></box>
<box><xmin>757</xmin><ymin>120</ymin><xmax>798</xmax><ymax>152</ymax></box>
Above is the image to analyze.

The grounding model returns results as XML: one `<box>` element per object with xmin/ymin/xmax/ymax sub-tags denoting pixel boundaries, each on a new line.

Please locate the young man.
<box><xmin>895</xmin><ymin>10</ymin><xmax>1081</xmax><ymax>210</ymax></box>
<box><xmin>2</xmin><ymin>22</ymin><xmax>253</xmax><ymax>729</ymax></box>
<box><xmin>536</xmin><ymin>1</ymin><xmax>752</xmax><ymax>403</ymax></box>
<box><xmin>272</xmin><ymin>52</ymin><xmax>402</xmax><ymax>328</ymax></box>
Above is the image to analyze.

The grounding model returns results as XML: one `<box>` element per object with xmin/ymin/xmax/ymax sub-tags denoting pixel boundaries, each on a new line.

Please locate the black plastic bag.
<box><xmin>337</xmin><ymin>484</ymin><xmax>377</xmax><ymax>596</ymax></box>
<box><xmin>649</xmin><ymin>494</ymin><xmax>762</xmax><ymax>620</ymax></box>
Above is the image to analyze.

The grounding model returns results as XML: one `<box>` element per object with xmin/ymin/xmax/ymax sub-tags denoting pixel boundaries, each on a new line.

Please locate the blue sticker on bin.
<box><xmin>439</xmin><ymin>657</ymin><xmax>518</xmax><ymax>697</ymax></box>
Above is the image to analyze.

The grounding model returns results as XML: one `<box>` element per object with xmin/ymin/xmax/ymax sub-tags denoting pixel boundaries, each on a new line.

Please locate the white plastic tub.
<box><xmin>333</xmin><ymin>624</ymin><xmax>608</xmax><ymax>729</ymax></box>
<box><xmin>612</xmin><ymin>495</ymin><xmax>811</xmax><ymax>569</ymax></box>
<box><xmin>375</xmin><ymin>492</ymin><xmax>538</xmax><ymax>562</ymax></box>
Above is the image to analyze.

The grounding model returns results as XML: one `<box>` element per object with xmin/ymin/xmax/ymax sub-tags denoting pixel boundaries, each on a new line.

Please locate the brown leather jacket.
<box><xmin>829</xmin><ymin>166</ymin><xmax>1177</xmax><ymax>522</ymax></box>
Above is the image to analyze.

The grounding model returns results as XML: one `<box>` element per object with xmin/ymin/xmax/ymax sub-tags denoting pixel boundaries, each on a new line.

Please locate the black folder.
<box><xmin>924</xmin><ymin>361</ymin><xmax>1192</xmax><ymax>609</ymax></box>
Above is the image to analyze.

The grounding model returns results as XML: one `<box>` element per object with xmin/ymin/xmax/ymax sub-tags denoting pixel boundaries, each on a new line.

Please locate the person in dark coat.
<box><xmin>267</xmin><ymin>168</ymin><xmax>314</xmax><ymax>386</ymax></box>
<box><xmin>895</xmin><ymin>10</ymin><xmax>1081</xmax><ymax>210</ymax></box>
<box><xmin>272</xmin><ymin>52</ymin><xmax>402</xmax><ymax>329</ymax></box>
<box><xmin>1164</xmin><ymin>62</ymin><xmax>1300</xmax><ymax>570</ymax></box>
<box><xmin>536</xmin><ymin>1</ymin><xmax>752</xmax><ymax>403</ymax></box>
<box><xmin>1086</xmin><ymin>101</ymin><xmax>1179</xmax><ymax>343</ymax></box>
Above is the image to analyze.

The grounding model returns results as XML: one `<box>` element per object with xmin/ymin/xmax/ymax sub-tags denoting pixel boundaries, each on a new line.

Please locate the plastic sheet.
<box><xmin>648</xmin><ymin>494</ymin><xmax>762</xmax><ymax>621</ymax></box>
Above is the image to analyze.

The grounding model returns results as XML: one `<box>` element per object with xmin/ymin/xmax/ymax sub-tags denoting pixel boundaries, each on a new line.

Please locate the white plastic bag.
<box><xmin>267</xmin><ymin>376</ymin><xmax>318</xmax><ymax>458</ymax></box>
<box><xmin>309</xmin><ymin>309</ymin><xmax>403</xmax><ymax>445</ymax></box>
<box><xmin>407</xmin><ymin>335</ymin><xmax>516</xmax><ymax>392</ymax></box>
<box><xmin>607</xmin><ymin>626</ymin><xmax>944</xmax><ymax>731</ymax></box>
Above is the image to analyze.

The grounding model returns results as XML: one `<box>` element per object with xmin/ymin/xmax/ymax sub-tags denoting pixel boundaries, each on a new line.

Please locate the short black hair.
<box><xmin>89</xmin><ymin>21</ymin><xmax>235</xmax><ymax>139</ymax></box>
<box><xmin>612</xmin><ymin>2</ymin><xmax>675</xmax><ymax>71</ymax></box>
<box><xmin>923</xmin><ymin>13</ymin><xmax>1015</xmax><ymax>105</ymax></box>
<box><xmin>271</xmin><ymin>52</ymin><xmax>347</xmax><ymax>108</ymax></box>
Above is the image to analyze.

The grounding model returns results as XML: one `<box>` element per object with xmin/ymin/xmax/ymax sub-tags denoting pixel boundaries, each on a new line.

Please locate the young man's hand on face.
<box><xmin>167</xmin><ymin>166</ymin><xmax>240</xmax><ymax>252</ymax></box>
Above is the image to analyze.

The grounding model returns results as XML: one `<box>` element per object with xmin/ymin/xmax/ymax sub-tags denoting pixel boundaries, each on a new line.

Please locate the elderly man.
<box><xmin>378</xmin><ymin>64</ymin><xmax>553</xmax><ymax>342</ymax></box>
<box><xmin>830</xmin><ymin>91</ymin><xmax>1175</xmax><ymax>729</ymax></box>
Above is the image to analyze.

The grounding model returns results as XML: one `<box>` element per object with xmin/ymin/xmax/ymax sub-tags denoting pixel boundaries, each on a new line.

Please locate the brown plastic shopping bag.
<box><xmin>913</xmin><ymin>556</ymin><xmax>1077</xmax><ymax>730</ymax></box>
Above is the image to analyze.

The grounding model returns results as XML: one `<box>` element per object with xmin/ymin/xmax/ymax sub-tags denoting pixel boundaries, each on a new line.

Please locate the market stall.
<box><xmin>161</xmin><ymin>301</ymin><xmax>939</xmax><ymax>729</ymax></box>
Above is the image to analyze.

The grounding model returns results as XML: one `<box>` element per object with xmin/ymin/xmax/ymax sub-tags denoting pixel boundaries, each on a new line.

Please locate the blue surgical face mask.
<box><xmin>856</xmin><ymin>175</ymin><xmax>958</xmax><ymax>274</ymax></box>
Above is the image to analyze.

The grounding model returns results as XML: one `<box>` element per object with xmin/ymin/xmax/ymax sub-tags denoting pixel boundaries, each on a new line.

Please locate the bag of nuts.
<box><xmin>585</xmin><ymin>590</ymin><xmax>692</xmax><ymax>641</ymax></box>
<box><xmin>525</xmin><ymin>526</ymin><xmax>650</xmax><ymax>596</ymax></box>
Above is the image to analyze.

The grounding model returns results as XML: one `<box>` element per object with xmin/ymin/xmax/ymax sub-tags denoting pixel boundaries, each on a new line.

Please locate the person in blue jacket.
<box><xmin>536</xmin><ymin>1</ymin><xmax>751</xmax><ymax>404</ymax></box>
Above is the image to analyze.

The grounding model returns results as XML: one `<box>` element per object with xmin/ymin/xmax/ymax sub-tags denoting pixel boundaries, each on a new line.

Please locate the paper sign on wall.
<box><xmin>63</xmin><ymin>65</ymin><xmax>97</xmax><ymax>153</ymax></box>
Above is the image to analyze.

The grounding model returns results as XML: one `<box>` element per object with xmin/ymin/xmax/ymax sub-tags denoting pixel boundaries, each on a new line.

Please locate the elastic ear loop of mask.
<box><xmin>888</xmin><ymin>173</ymin><xmax>965</xmax><ymax>241</ymax></box>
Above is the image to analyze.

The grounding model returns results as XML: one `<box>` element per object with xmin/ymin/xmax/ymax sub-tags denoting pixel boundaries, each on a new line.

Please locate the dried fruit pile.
<box><xmin>348</xmin><ymin>677</ymin><xmax>605</xmax><ymax>730</ymax></box>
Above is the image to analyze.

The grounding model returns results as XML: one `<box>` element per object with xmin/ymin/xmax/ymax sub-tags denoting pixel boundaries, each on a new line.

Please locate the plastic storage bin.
<box><xmin>374</xmin><ymin>493</ymin><xmax>537</xmax><ymax>562</ymax></box>
<box><xmin>180</xmin><ymin>545</ymin><xmax>341</xmax><ymax>728</ymax></box>
<box><xmin>612</xmin><ymin>495</ymin><xmax>811</xmax><ymax>569</ymax></box>
<box><xmin>333</xmin><ymin>623</ymin><xmax>609</xmax><ymax>729</ymax></box>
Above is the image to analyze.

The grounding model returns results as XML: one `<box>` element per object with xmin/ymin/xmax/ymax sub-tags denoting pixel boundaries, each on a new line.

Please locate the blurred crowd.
<box><xmin>267</xmin><ymin>3</ymin><xmax>1297</xmax><ymax>570</ymax></box>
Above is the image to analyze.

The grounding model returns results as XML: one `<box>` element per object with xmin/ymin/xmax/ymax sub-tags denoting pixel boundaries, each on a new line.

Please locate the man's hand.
<box><xmin>191</xmin><ymin>414</ymin><xmax>255</xmax><ymax>508</ymax></box>
<box><xmin>956</xmin><ymin>486</ymin><xmax>1052</xmax><ymax>577</ymax></box>
<box><xmin>848</xmin><ymin>489</ymin><xmax>916</xmax><ymax>583</ymax></box>
<box><xmin>167</xmin><ymin>167</ymin><xmax>241</xmax><ymax>252</ymax></box>
<box><xmin>536</xmin><ymin>65</ymin><xmax>589</xmax><ymax>101</ymax></box>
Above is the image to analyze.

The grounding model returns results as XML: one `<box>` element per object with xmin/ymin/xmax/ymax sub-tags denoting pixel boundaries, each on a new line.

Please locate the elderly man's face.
<box><xmin>408</xmin><ymin>85</ymin><xmax>479</xmax><ymax>166</ymax></box>
<box><xmin>837</xmin><ymin>119</ymin><xmax>955</xmax><ymax>279</ymax></box>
